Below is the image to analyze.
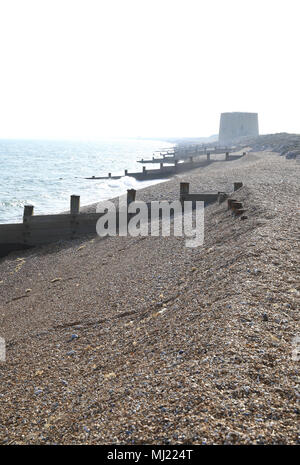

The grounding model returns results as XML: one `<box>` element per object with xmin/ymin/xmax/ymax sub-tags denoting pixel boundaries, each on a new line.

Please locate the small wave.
<box><xmin>0</xmin><ymin>138</ymin><xmax>174</xmax><ymax>223</ymax></box>
<box><xmin>0</xmin><ymin>199</ymin><xmax>28</xmax><ymax>208</ymax></box>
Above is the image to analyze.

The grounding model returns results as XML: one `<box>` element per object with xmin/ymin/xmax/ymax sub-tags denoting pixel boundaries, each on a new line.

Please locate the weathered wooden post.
<box><xmin>70</xmin><ymin>195</ymin><xmax>80</xmax><ymax>214</ymax></box>
<box><xmin>127</xmin><ymin>189</ymin><xmax>136</xmax><ymax>224</ymax></box>
<box><xmin>231</xmin><ymin>201</ymin><xmax>243</xmax><ymax>210</ymax></box>
<box><xmin>160</xmin><ymin>162</ymin><xmax>163</xmax><ymax>170</ymax></box>
<box><xmin>234</xmin><ymin>182</ymin><xmax>243</xmax><ymax>191</ymax></box>
<box><xmin>243</xmin><ymin>152</ymin><xmax>246</xmax><ymax>156</ymax></box>
<box><xmin>228</xmin><ymin>200</ymin><xmax>245</xmax><ymax>217</ymax></box>
<box><xmin>143</xmin><ymin>166</ymin><xmax>146</xmax><ymax>176</ymax></box>
<box><xmin>127</xmin><ymin>189</ymin><xmax>136</xmax><ymax>204</ymax></box>
<box><xmin>23</xmin><ymin>205</ymin><xmax>34</xmax><ymax>220</ymax></box>
<box><xmin>225</xmin><ymin>152</ymin><xmax>229</xmax><ymax>161</ymax></box>
<box><xmin>124</xmin><ymin>169</ymin><xmax>128</xmax><ymax>176</ymax></box>
<box><xmin>227</xmin><ymin>198</ymin><xmax>236</xmax><ymax>210</ymax></box>
<box><xmin>207</xmin><ymin>152</ymin><xmax>210</xmax><ymax>161</ymax></box>
<box><xmin>70</xmin><ymin>195</ymin><xmax>80</xmax><ymax>239</ymax></box>
<box><xmin>180</xmin><ymin>182</ymin><xmax>190</xmax><ymax>202</ymax></box>
<box><xmin>108</xmin><ymin>173</ymin><xmax>111</xmax><ymax>178</ymax></box>
<box><xmin>218</xmin><ymin>192</ymin><xmax>227</xmax><ymax>204</ymax></box>
<box><xmin>231</xmin><ymin>201</ymin><xmax>245</xmax><ymax>216</ymax></box>
<box><xmin>189</xmin><ymin>156</ymin><xmax>193</xmax><ymax>163</ymax></box>
<box><xmin>23</xmin><ymin>205</ymin><xmax>34</xmax><ymax>244</ymax></box>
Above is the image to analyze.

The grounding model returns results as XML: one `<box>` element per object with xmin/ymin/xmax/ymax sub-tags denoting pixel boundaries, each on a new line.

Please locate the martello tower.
<box><xmin>219</xmin><ymin>112</ymin><xmax>259</xmax><ymax>145</ymax></box>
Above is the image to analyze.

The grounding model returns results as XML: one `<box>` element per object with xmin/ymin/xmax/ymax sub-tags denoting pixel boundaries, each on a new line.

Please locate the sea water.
<box><xmin>0</xmin><ymin>138</ymin><xmax>174</xmax><ymax>224</ymax></box>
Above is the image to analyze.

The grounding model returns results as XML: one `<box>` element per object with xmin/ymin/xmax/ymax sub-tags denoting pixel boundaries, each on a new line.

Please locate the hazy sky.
<box><xmin>0</xmin><ymin>0</ymin><xmax>299</xmax><ymax>139</ymax></box>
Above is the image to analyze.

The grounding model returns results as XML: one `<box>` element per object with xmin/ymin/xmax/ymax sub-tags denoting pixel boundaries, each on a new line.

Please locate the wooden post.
<box><xmin>23</xmin><ymin>205</ymin><xmax>34</xmax><ymax>221</ymax></box>
<box><xmin>231</xmin><ymin>201</ymin><xmax>243</xmax><ymax>211</ymax></box>
<box><xmin>225</xmin><ymin>152</ymin><xmax>229</xmax><ymax>161</ymax></box>
<box><xmin>143</xmin><ymin>166</ymin><xmax>146</xmax><ymax>176</ymax></box>
<box><xmin>189</xmin><ymin>156</ymin><xmax>193</xmax><ymax>163</ymax></box>
<box><xmin>234</xmin><ymin>208</ymin><xmax>246</xmax><ymax>217</ymax></box>
<box><xmin>180</xmin><ymin>182</ymin><xmax>189</xmax><ymax>202</ymax></box>
<box><xmin>218</xmin><ymin>192</ymin><xmax>227</xmax><ymax>204</ymax></box>
<box><xmin>160</xmin><ymin>162</ymin><xmax>163</xmax><ymax>170</ymax></box>
<box><xmin>243</xmin><ymin>152</ymin><xmax>246</xmax><ymax>156</ymax></box>
<box><xmin>108</xmin><ymin>173</ymin><xmax>111</xmax><ymax>178</ymax></box>
<box><xmin>23</xmin><ymin>205</ymin><xmax>34</xmax><ymax>243</ymax></box>
<box><xmin>207</xmin><ymin>152</ymin><xmax>210</xmax><ymax>161</ymax></box>
<box><xmin>127</xmin><ymin>189</ymin><xmax>136</xmax><ymax>204</ymax></box>
<box><xmin>234</xmin><ymin>182</ymin><xmax>243</xmax><ymax>191</ymax></box>
<box><xmin>227</xmin><ymin>198</ymin><xmax>236</xmax><ymax>210</ymax></box>
<box><xmin>124</xmin><ymin>169</ymin><xmax>128</xmax><ymax>176</ymax></box>
<box><xmin>70</xmin><ymin>195</ymin><xmax>80</xmax><ymax>214</ymax></box>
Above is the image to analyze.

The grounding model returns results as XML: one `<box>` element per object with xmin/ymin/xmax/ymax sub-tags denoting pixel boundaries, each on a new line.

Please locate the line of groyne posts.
<box><xmin>90</xmin><ymin>150</ymin><xmax>247</xmax><ymax>181</ymax></box>
<box><xmin>0</xmin><ymin>180</ymin><xmax>245</xmax><ymax>258</ymax></box>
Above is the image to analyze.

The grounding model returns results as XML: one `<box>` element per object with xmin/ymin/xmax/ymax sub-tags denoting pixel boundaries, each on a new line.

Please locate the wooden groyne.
<box><xmin>0</xmin><ymin>195</ymin><xmax>105</xmax><ymax>257</ymax></box>
<box><xmin>0</xmin><ymin>182</ymin><xmax>244</xmax><ymax>258</ymax></box>
<box><xmin>137</xmin><ymin>145</ymin><xmax>231</xmax><ymax>164</ymax></box>
<box><xmin>86</xmin><ymin>151</ymin><xmax>246</xmax><ymax>181</ymax></box>
<box><xmin>138</xmin><ymin>155</ymin><xmax>177</xmax><ymax>164</ymax></box>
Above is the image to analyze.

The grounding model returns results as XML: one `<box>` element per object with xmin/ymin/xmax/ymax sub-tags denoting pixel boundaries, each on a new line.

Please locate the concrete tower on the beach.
<box><xmin>219</xmin><ymin>112</ymin><xmax>259</xmax><ymax>144</ymax></box>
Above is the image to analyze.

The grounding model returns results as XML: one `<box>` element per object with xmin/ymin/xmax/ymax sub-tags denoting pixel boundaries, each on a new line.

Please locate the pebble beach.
<box><xmin>0</xmin><ymin>148</ymin><xmax>299</xmax><ymax>444</ymax></box>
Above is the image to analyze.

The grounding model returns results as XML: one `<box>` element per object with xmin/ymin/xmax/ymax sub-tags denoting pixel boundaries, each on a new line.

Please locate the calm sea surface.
<box><xmin>0</xmin><ymin>138</ymin><xmax>174</xmax><ymax>224</ymax></box>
